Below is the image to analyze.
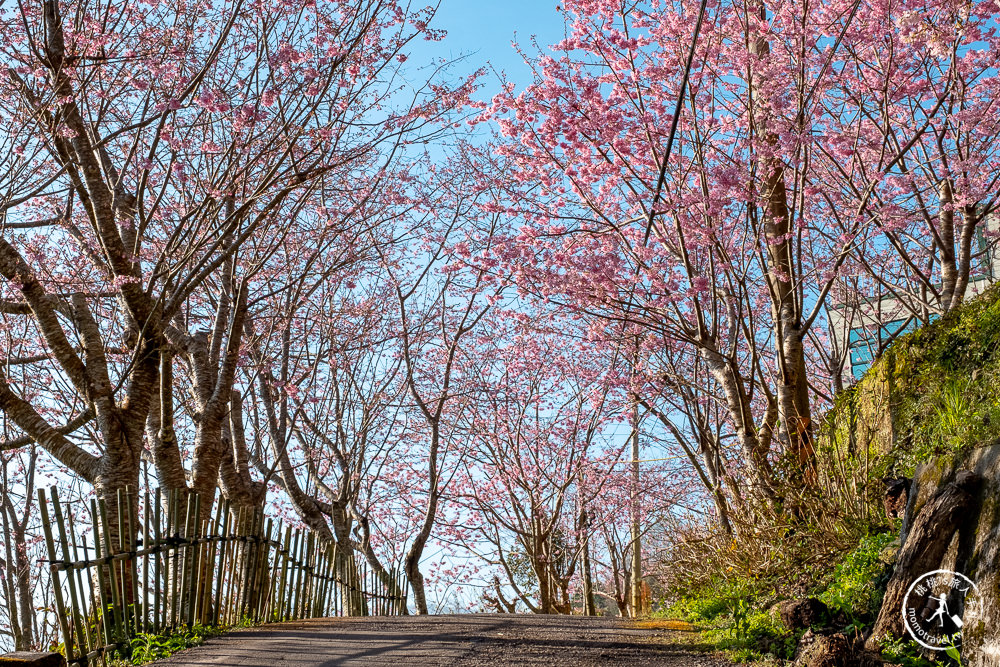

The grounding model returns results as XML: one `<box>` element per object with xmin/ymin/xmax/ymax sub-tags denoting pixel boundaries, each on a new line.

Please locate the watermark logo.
<box><xmin>903</xmin><ymin>569</ymin><xmax>982</xmax><ymax>651</ymax></box>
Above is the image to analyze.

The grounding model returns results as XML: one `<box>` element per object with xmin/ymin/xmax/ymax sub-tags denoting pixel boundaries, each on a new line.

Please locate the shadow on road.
<box><xmin>152</xmin><ymin>614</ymin><xmax>730</xmax><ymax>666</ymax></box>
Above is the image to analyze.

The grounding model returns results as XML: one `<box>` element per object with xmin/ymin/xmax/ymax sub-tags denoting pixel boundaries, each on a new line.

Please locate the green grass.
<box><xmin>658</xmin><ymin>530</ymin><xmax>902</xmax><ymax>664</ymax></box>
<box><xmin>882</xmin><ymin>285</ymin><xmax>1000</xmax><ymax>472</ymax></box>
<box><xmin>879</xmin><ymin>636</ymin><xmax>938</xmax><ymax>667</ymax></box>
<box><xmin>709</xmin><ymin>609</ymin><xmax>802</xmax><ymax>663</ymax></box>
<box><xmin>660</xmin><ymin>589</ymin><xmax>730</xmax><ymax>623</ymax></box>
<box><xmin>818</xmin><ymin>532</ymin><xmax>895</xmax><ymax>632</ymax></box>
<box><xmin>658</xmin><ymin>578</ymin><xmax>801</xmax><ymax>663</ymax></box>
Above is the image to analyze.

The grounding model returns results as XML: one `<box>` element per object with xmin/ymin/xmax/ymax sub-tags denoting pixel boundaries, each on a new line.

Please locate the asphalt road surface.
<box><xmin>150</xmin><ymin>614</ymin><xmax>726</xmax><ymax>666</ymax></box>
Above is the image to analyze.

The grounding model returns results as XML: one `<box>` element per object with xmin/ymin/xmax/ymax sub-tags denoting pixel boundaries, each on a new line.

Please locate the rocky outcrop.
<box><xmin>793</xmin><ymin>630</ymin><xmax>858</xmax><ymax>667</ymax></box>
<box><xmin>891</xmin><ymin>443</ymin><xmax>1000</xmax><ymax>667</ymax></box>
<box><xmin>780</xmin><ymin>598</ymin><xmax>830</xmax><ymax>630</ymax></box>
<box><xmin>867</xmin><ymin>471</ymin><xmax>980</xmax><ymax>650</ymax></box>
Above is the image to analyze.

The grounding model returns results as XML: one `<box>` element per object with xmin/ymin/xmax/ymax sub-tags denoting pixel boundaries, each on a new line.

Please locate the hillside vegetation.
<box><xmin>659</xmin><ymin>285</ymin><xmax>1000</xmax><ymax>665</ymax></box>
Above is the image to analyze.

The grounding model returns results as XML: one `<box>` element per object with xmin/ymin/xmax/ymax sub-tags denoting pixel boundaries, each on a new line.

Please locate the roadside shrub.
<box><xmin>113</xmin><ymin>618</ymin><xmax>256</xmax><ymax>665</ymax></box>
<box><xmin>710</xmin><ymin>608</ymin><xmax>802</xmax><ymax>663</ymax></box>
<box><xmin>659</xmin><ymin>569</ymin><xmax>801</xmax><ymax>662</ymax></box>
<box><xmin>127</xmin><ymin>628</ymin><xmax>215</xmax><ymax>665</ymax></box>
<box><xmin>663</xmin><ymin>586</ymin><xmax>731</xmax><ymax>623</ymax></box>
<box><xmin>819</xmin><ymin>532</ymin><xmax>895</xmax><ymax>630</ymax></box>
<box><xmin>880</xmin><ymin>636</ymin><xmax>938</xmax><ymax>667</ymax></box>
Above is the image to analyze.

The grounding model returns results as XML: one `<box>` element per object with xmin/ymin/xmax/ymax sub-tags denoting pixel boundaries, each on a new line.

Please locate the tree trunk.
<box><xmin>702</xmin><ymin>348</ymin><xmax>778</xmax><ymax>501</ymax></box>
<box><xmin>701</xmin><ymin>446</ymin><xmax>733</xmax><ymax>535</ymax></box>
<box><xmin>94</xmin><ymin>441</ymin><xmax>143</xmax><ymax>555</ymax></box>
<box><xmin>329</xmin><ymin>504</ymin><xmax>366</xmax><ymax>616</ymax></box>
<box><xmin>749</xmin><ymin>11</ymin><xmax>815</xmax><ymax>480</ymax></box>
<box><xmin>626</xmin><ymin>389</ymin><xmax>642</xmax><ymax>619</ymax></box>
<box><xmin>190</xmin><ymin>415</ymin><xmax>225</xmax><ymax>521</ymax></box>
<box><xmin>147</xmin><ymin>351</ymin><xmax>188</xmax><ymax>492</ymax></box>
<box><xmin>92</xmin><ymin>446</ymin><xmax>142</xmax><ymax>618</ymax></box>
<box><xmin>949</xmin><ymin>203</ymin><xmax>979</xmax><ymax>312</ymax></box>
<box><xmin>404</xmin><ymin>493</ymin><xmax>436</xmax><ymax>615</ymax></box>
<box><xmin>534</xmin><ymin>538</ymin><xmax>553</xmax><ymax>615</ymax></box>
<box><xmin>1</xmin><ymin>501</ymin><xmax>34</xmax><ymax>650</ymax></box>
<box><xmin>219</xmin><ymin>390</ymin><xmax>266</xmax><ymax>509</ymax></box>
<box><xmin>939</xmin><ymin>179</ymin><xmax>959</xmax><ymax>311</ymax></box>
<box><xmin>404</xmin><ymin>425</ymin><xmax>441</xmax><ymax>615</ymax></box>
<box><xmin>765</xmin><ymin>161</ymin><xmax>815</xmax><ymax>478</ymax></box>
<box><xmin>354</xmin><ymin>511</ymin><xmax>409</xmax><ymax>615</ymax></box>
<box><xmin>13</xmin><ymin>523</ymin><xmax>34</xmax><ymax>649</ymax></box>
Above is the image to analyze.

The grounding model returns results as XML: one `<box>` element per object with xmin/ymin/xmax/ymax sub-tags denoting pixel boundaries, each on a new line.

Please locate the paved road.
<box><xmin>151</xmin><ymin>614</ymin><xmax>724</xmax><ymax>666</ymax></box>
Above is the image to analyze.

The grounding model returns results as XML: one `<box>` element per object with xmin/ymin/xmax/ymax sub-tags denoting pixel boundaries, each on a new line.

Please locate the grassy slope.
<box><xmin>657</xmin><ymin>286</ymin><xmax>1000</xmax><ymax>664</ymax></box>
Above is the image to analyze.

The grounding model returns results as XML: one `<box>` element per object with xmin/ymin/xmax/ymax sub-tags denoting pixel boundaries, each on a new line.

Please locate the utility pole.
<box><xmin>629</xmin><ymin>337</ymin><xmax>643</xmax><ymax>618</ymax></box>
<box><xmin>579</xmin><ymin>501</ymin><xmax>597</xmax><ymax>616</ymax></box>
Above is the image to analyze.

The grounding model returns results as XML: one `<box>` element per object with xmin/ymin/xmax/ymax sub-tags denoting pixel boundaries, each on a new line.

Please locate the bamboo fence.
<box><xmin>38</xmin><ymin>487</ymin><xmax>408</xmax><ymax>666</ymax></box>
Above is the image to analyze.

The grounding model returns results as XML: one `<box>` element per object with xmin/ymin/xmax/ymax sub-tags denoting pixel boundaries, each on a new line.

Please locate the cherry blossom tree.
<box><xmin>0</xmin><ymin>0</ymin><xmax>462</xmax><ymax>534</ymax></box>
<box><xmin>588</xmin><ymin>463</ymin><xmax>692</xmax><ymax>618</ymax></box>
<box><xmin>830</xmin><ymin>8</ymin><xmax>1000</xmax><ymax>319</ymax></box>
<box><xmin>243</xmin><ymin>262</ymin><xmax>411</xmax><ymax>613</ymax></box>
<box><xmin>380</xmin><ymin>175</ymin><xmax>501</xmax><ymax>615</ymax></box>
<box><xmin>454</xmin><ymin>327</ymin><xmax>622</xmax><ymax>614</ymax></box>
<box><xmin>636</xmin><ymin>343</ymin><xmax>741</xmax><ymax>535</ymax></box>
<box><xmin>480</xmin><ymin>0</ymin><xmax>1000</xmax><ymax>507</ymax></box>
<box><xmin>0</xmin><ymin>446</ymin><xmax>40</xmax><ymax>651</ymax></box>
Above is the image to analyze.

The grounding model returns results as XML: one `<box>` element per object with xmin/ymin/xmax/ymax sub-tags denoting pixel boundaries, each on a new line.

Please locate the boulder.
<box><xmin>897</xmin><ymin>443</ymin><xmax>1000</xmax><ymax>667</ymax></box>
<box><xmin>866</xmin><ymin>470</ymin><xmax>981</xmax><ymax>651</ymax></box>
<box><xmin>780</xmin><ymin>597</ymin><xmax>829</xmax><ymax>630</ymax></box>
<box><xmin>793</xmin><ymin>630</ymin><xmax>856</xmax><ymax>667</ymax></box>
<box><xmin>878</xmin><ymin>538</ymin><xmax>901</xmax><ymax>566</ymax></box>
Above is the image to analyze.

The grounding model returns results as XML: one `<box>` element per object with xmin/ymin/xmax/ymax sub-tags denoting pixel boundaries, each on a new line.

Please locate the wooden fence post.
<box><xmin>38</xmin><ymin>486</ymin><xmax>401</xmax><ymax>664</ymax></box>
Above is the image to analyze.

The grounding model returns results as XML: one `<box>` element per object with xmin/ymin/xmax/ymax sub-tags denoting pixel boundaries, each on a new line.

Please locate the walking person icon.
<box><xmin>927</xmin><ymin>593</ymin><xmax>950</xmax><ymax>628</ymax></box>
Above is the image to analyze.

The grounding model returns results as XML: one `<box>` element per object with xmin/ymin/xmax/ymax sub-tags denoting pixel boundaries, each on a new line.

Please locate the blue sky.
<box><xmin>413</xmin><ymin>0</ymin><xmax>567</xmax><ymax>92</ymax></box>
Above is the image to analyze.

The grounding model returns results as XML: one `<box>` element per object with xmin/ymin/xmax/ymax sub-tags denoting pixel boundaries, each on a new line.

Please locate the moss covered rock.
<box><xmin>901</xmin><ymin>443</ymin><xmax>1000</xmax><ymax>667</ymax></box>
